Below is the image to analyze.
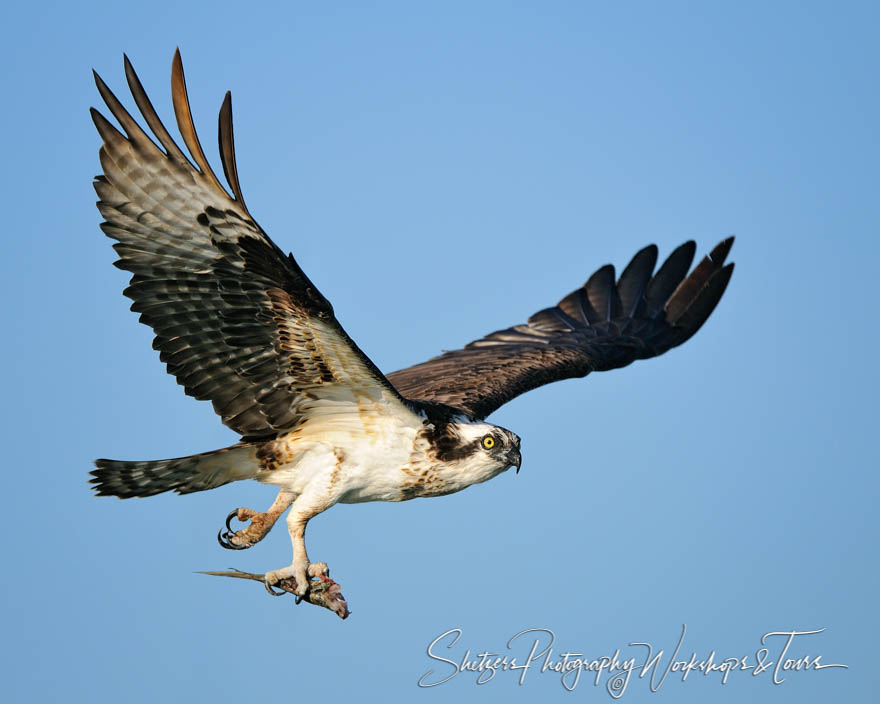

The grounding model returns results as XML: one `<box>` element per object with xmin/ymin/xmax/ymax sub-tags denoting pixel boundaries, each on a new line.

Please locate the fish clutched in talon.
<box><xmin>264</xmin><ymin>560</ymin><xmax>330</xmax><ymax>598</ymax></box>
<box><xmin>199</xmin><ymin>568</ymin><xmax>350</xmax><ymax>618</ymax></box>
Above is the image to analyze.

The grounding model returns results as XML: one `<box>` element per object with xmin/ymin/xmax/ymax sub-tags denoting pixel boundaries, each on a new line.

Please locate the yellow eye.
<box><xmin>481</xmin><ymin>435</ymin><xmax>496</xmax><ymax>450</ymax></box>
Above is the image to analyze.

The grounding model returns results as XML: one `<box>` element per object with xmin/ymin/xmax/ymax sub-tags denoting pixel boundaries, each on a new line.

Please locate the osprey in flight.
<box><xmin>90</xmin><ymin>52</ymin><xmax>734</xmax><ymax>597</ymax></box>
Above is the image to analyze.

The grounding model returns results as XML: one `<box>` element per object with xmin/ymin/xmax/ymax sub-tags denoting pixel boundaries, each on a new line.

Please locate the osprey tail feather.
<box><xmin>91</xmin><ymin>444</ymin><xmax>258</xmax><ymax>498</ymax></box>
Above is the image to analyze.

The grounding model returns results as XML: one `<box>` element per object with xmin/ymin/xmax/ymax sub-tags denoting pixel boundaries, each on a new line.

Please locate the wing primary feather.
<box><xmin>585</xmin><ymin>264</ymin><xmax>619</xmax><ymax>322</ymax></box>
<box><xmin>93</xmin><ymin>70</ymin><xmax>160</xmax><ymax>154</ymax></box>
<box><xmin>617</xmin><ymin>244</ymin><xmax>658</xmax><ymax>318</ymax></box>
<box><xmin>708</xmin><ymin>236</ymin><xmax>735</xmax><ymax>266</ymax></box>
<box><xmin>665</xmin><ymin>236</ymin><xmax>735</xmax><ymax>324</ymax></box>
<box><xmin>644</xmin><ymin>240</ymin><xmax>696</xmax><ymax>318</ymax></box>
<box><xmin>556</xmin><ymin>288</ymin><xmax>590</xmax><ymax>326</ymax></box>
<box><xmin>170</xmin><ymin>48</ymin><xmax>229</xmax><ymax>197</ymax></box>
<box><xmin>218</xmin><ymin>91</ymin><xmax>248</xmax><ymax>209</ymax></box>
<box><xmin>123</xmin><ymin>53</ymin><xmax>189</xmax><ymax>164</ymax></box>
<box><xmin>556</xmin><ymin>264</ymin><xmax>617</xmax><ymax>325</ymax></box>
<box><xmin>673</xmin><ymin>263</ymin><xmax>734</xmax><ymax>342</ymax></box>
<box><xmin>90</xmin><ymin>107</ymin><xmax>125</xmax><ymax>146</ymax></box>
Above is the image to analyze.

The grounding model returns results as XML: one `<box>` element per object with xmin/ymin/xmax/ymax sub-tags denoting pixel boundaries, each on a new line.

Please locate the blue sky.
<box><xmin>2</xmin><ymin>2</ymin><xmax>877</xmax><ymax>702</ymax></box>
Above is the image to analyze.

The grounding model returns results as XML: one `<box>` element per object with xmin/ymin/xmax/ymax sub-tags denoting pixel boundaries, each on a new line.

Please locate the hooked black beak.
<box><xmin>508</xmin><ymin>447</ymin><xmax>522</xmax><ymax>474</ymax></box>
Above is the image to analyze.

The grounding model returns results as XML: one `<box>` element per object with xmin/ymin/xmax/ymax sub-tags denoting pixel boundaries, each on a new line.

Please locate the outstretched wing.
<box><xmin>93</xmin><ymin>52</ymin><xmax>408</xmax><ymax>439</ymax></box>
<box><xmin>387</xmin><ymin>239</ymin><xmax>734</xmax><ymax>420</ymax></box>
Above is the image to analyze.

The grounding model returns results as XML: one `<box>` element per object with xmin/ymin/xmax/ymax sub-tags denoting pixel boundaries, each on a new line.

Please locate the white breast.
<box><xmin>255</xmin><ymin>392</ymin><xmax>427</xmax><ymax>504</ymax></box>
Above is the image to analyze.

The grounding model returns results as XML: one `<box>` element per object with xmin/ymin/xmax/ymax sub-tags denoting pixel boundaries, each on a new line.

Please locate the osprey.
<box><xmin>90</xmin><ymin>52</ymin><xmax>734</xmax><ymax>597</ymax></box>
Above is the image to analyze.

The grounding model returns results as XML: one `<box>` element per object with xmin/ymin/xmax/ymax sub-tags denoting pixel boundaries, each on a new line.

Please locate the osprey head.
<box><xmin>428</xmin><ymin>419</ymin><xmax>522</xmax><ymax>492</ymax></box>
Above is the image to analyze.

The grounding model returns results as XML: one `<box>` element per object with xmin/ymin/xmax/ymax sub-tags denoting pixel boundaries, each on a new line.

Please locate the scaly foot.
<box><xmin>264</xmin><ymin>560</ymin><xmax>330</xmax><ymax>597</ymax></box>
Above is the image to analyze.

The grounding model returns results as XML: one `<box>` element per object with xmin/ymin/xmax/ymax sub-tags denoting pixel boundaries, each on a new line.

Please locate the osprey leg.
<box><xmin>217</xmin><ymin>489</ymin><xmax>294</xmax><ymax>550</ymax></box>
<box><xmin>263</xmin><ymin>498</ymin><xmax>331</xmax><ymax>597</ymax></box>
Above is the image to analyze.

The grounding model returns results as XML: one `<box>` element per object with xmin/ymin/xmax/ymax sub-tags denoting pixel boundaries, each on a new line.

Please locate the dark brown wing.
<box><xmin>93</xmin><ymin>52</ymin><xmax>410</xmax><ymax>439</ymax></box>
<box><xmin>387</xmin><ymin>239</ymin><xmax>734</xmax><ymax>419</ymax></box>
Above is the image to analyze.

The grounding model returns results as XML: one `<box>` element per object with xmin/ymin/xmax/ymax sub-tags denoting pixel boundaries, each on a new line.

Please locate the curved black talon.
<box><xmin>264</xmin><ymin>581</ymin><xmax>287</xmax><ymax>596</ymax></box>
<box><xmin>217</xmin><ymin>529</ymin><xmax>247</xmax><ymax>550</ymax></box>
<box><xmin>225</xmin><ymin>509</ymin><xmax>239</xmax><ymax>533</ymax></box>
<box><xmin>217</xmin><ymin>509</ymin><xmax>248</xmax><ymax>550</ymax></box>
